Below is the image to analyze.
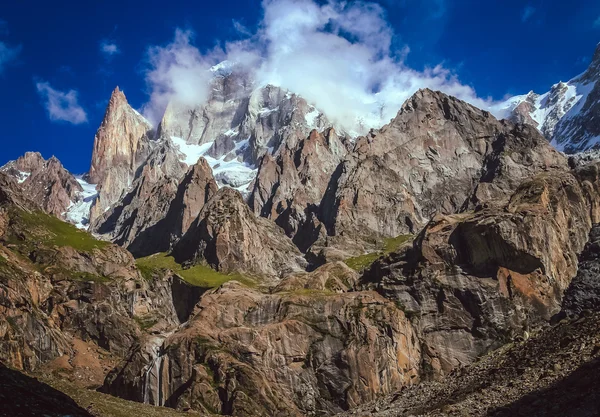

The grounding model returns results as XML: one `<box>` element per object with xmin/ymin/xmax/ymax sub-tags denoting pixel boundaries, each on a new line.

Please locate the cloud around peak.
<box><xmin>36</xmin><ymin>81</ymin><xmax>88</xmax><ymax>125</ymax></box>
<box><xmin>142</xmin><ymin>0</ymin><xmax>498</xmax><ymax>133</ymax></box>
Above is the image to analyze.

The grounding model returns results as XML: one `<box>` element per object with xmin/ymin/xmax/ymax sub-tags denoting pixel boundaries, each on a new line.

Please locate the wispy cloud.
<box><xmin>594</xmin><ymin>15</ymin><xmax>600</xmax><ymax>28</ymax></box>
<box><xmin>0</xmin><ymin>42</ymin><xmax>21</xmax><ymax>73</ymax></box>
<box><xmin>521</xmin><ymin>5</ymin><xmax>536</xmax><ymax>22</ymax></box>
<box><xmin>36</xmin><ymin>81</ymin><xmax>88</xmax><ymax>124</ymax></box>
<box><xmin>100</xmin><ymin>40</ymin><xmax>120</xmax><ymax>57</ymax></box>
<box><xmin>232</xmin><ymin>19</ymin><xmax>251</xmax><ymax>36</ymax></box>
<box><xmin>142</xmin><ymin>0</ymin><xmax>500</xmax><ymax>133</ymax></box>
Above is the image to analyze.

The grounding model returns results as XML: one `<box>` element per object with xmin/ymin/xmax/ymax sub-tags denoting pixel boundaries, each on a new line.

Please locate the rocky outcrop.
<box><xmin>319</xmin><ymin>89</ymin><xmax>501</xmax><ymax>247</ymax></box>
<box><xmin>87</xmin><ymin>87</ymin><xmax>153</xmax><ymax>222</ymax></box>
<box><xmin>102</xmin><ymin>280</ymin><xmax>421</xmax><ymax>416</ymax></box>
<box><xmin>173</xmin><ymin>187</ymin><xmax>306</xmax><ymax>278</ymax></box>
<box><xmin>0</xmin><ymin>180</ymin><xmax>187</xmax><ymax>375</ymax></box>
<box><xmin>560</xmin><ymin>224</ymin><xmax>600</xmax><ymax>317</ymax></box>
<box><xmin>338</xmin><ymin>312</ymin><xmax>600</xmax><ymax>417</ymax></box>
<box><xmin>467</xmin><ymin>122</ymin><xmax>567</xmax><ymax>209</ymax></box>
<box><xmin>360</xmin><ymin>164</ymin><xmax>599</xmax><ymax>378</ymax></box>
<box><xmin>0</xmin><ymin>152</ymin><xmax>83</xmax><ymax>218</ymax></box>
<box><xmin>249</xmin><ymin>128</ymin><xmax>348</xmax><ymax>250</ymax></box>
<box><xmin>91</xmin><ymin>141</ymin><xmax>188</xmax><ymax>255</ymax></box>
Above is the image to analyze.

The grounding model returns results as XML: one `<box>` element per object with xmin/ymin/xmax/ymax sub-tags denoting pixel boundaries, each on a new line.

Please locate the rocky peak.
<box><xmin>576</xmin><ymin>42</ymin><xmax>600</xmax><ymax>84</ymax></box>
<box><xmin>318</xmin><ymin>89</ymin><xmax>501</xmax><ymax>248</ymax></box>
<box><xmin>0</xmin><ymin>152</ymin><xmax>83</xmax><ymax>218</ymax></box>
<box><xmin>503</xmin><ymin>43</ymin><xmax>600</xmax><ymax>153</ymax></box>
<box><xmin>87</xmin><ymin>86</ymin><xmax>153</xmax><ymax>223</ymax></box>
<box><xmin>173</xmin><ymin>186</ymin><xmax>306</xmax><ymax>278</ymax></box>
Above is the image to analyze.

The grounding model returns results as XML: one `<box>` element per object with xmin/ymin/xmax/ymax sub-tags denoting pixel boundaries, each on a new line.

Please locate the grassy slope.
<box><xmin>136</xmin><ymin>252</ymin><xmax>255</xmax><ymax>288</ymax></box>
<box><xmin>344</xmin><ymin>234</ymin><xmax>412</xmax><ymax>272</ymax></box>
<box><xmin>9</xmin><ymin>208</ymin><xmax>109</xmax><ymax>252</ymax></box>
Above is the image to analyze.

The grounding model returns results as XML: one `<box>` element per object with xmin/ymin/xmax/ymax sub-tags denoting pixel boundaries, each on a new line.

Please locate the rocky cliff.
<box><xmin>102</xmin><ymin>275</ymin><xmax>421</xmax><ymax>416</ymax></box>
<box><xmin>0</xmin><ymin>151</ymin><xmax>83</xmax><ymax>218</ymax></box>
<box><xmin>87</xmin><ymin>87</ymin><xmax>153</xmax><ymax>223</ymax></box>
<box><xmin>173</xmin><ymin>187</ymin><xmax>306</xmax><ymax>278</ymax></box>
<box><xmin>0</xmin><ymin>173</ymin><xmax>192</xmax><ymax>382</ymax></box>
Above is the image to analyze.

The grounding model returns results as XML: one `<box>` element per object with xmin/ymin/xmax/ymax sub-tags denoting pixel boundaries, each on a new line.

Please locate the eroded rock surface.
<box><xmin>173</xmin><ymin>187</ymin><xmax>306</xmax><ymax>278</ymax></box>
<box><xmin>0</xmin><ymin>151</ymin><xmax>83</xmax><ymax>218</ymax></box>
<box><xmin>102</xmin><ymin>280</ymin><xmax>421</xmax><ymax>416</ymax></box>
<box><xmin>87</xmin><ymin>87</ymin><xmax>153</xmax><ymax>223</ymax></box>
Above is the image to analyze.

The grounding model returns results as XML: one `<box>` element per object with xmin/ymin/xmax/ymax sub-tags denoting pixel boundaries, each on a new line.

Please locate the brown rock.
<box><xmin>173</xmin><ymin>187</ymin><xmax>306</xmax><ymax>278</ymax></box>
<box><xmin>102</xmin><ymin>281</ymin><xmax>421</xmax><ymax>415</ymax></box>
<box><xmin>1</xmin><ymin>152</ymin><xmax>83</xmax><ymax>218</ymax></box>
<box><xmin>87</xmin><ymin>87</ymin><xmax>153</xmax><ymax>222</ymax></box>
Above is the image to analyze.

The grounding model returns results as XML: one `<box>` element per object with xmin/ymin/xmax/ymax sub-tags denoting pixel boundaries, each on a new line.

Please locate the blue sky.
<box><xmin>0</xmin><ymin>0</ymin><xmax>599</xmax><ymax>173</ymax></box>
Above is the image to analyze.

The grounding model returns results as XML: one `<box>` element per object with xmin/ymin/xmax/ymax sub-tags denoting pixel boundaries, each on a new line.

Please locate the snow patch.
<box><xmin>16</xmin><ymin>171</ymin><xmax>30</xmax><ymax>183</ymax></box>
<box><xmin>171</xmin><ymin>136</ymin><xmax>257</xmax><ymax>193</ymax></box>
<box><xmin>65</xmin><ymin>177</ymin><xmax>98</xmax><ymax>230</ymax></box>
<box><xmin>305</xmin><ymin>107</ymin><xmax>320</xmax><ymax>128</ymax></box>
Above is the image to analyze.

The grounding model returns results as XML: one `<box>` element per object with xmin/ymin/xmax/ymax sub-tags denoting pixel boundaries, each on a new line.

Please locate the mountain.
<box><xmin>0</xmin><ymin>151</ymin><xmax>98</xmax><ymax>228</ymax></box>
<box><xmin>3</xmin><ymin>47</ymin><xmax>600</xmax><ymax>416</ymax></box>
<box><xmin>86</xmin><ymin>86</ymin><xmax>154</xmax><ymax>224</ymax></box>
<box><xmin>502</xmin><ymin>43</ymin><xmax>600</xmax><ymax>153</ymax></box>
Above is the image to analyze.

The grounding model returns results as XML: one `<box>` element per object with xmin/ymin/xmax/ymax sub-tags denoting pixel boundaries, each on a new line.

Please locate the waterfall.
<box><xmin>141</xmin><ymin>334</ymin><xmax>171</xmax><ymax>406</ymax></box>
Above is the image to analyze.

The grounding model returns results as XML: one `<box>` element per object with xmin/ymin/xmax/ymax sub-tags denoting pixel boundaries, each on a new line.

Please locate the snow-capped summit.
<box><xmin>502</xmin><ymin>43</ymin><xmax>600</xmax><ymax>154</ymax></box>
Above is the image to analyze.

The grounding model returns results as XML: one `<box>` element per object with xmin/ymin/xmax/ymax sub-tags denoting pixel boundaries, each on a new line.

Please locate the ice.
<box><xmin>305</xmin><ymin>107</ymin><xmax>320</xmax><ymax>128</ymax></box>
<box><xmin>16</xmin><ymin>171</ymin><xmax>30</xmax><ymax>183</ymax></box>
<box><xmin>171</xmin><ymin>136</ymin><xmax>257</xmax><ymax>192</ymax></box>
<box><xmin>64</xmin><ymin>177</ymin><xmax>98</xmax><ymax>230</ymax></box>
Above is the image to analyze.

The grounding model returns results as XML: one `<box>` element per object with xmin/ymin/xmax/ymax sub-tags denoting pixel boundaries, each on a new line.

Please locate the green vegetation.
<box><xmin>344</xmin><ymin>234</ymin><xmax>413</xmax><ymax>272</ymax></box>
<box><xmin>133</xmin><ymin>315</ymin><xmax>159</xmax><ymax>331</ymax></box>
<box><xmin>9</xmin><ymin>208</ymin><xmax>108</xmax><ymax>252</ymax></box>
<box><xmin>136</xmin><ymin>252</ymin><xmax>255</xmax><ymax>288</ymax></box>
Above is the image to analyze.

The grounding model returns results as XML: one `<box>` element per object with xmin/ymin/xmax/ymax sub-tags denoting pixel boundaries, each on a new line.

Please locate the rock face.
<box><xmin>320</xmin><ymin>89</ymin><xmax>499</xmax><ymax>244</ymax></box>
<box><xmin>249</xmin><ymin>128</ymin><xmax>348</xmax><ymax>250</ymax></box>
<box><xmin>92</xmin><ymin>141</ymin><xmax>188</xmax><ymax>256</ymax></box>
<box><xmin>173</xmin><ymin>187</ymin><xmax>306</xmax><ymax>277</ymax></box>
<box><xmin>466</xmin><ymin>122</ymin><xmax>567</xmax><ymax>209</ymax></box>
<box><xmin>503</xmin><ymin>43</ymin><xmax>600</xmax><ymax>153</ymax></box>
<box><xmin>0</xmin><ymin>151</ymin><xmax>83</xmax><ymax>218</ymax></box>
<box><xmin>360</xmin><ymin>163</ymin><xmax>600</xmax><ymax>377</ymax></box>
<box><xmin>102</xmin><ymin>279</ymin><xmax>421</xmax><ymax>416</ymax></box>
<box><xmin>95</xmin><ymin>149</ymin><xmax>219</xmax><ymax>258</ymax></box>
<box><xmin>87</xmin><ymin>87</ymin><xmax>153</xmax><ymax>222</ymax></box>
<box><xmin>338</xmin><ymin>312</ymin><xmax>600</xmax><ymax>417</ymax></box>
<box><xmin>560</xmin><ymin>224</ymin><xmax>600</xmax><ymax>317</ymax></box>
<box><xmin>0</xmin><ymin>175</ymin><xmax>186</xmax><ymax>376</ymax></box>
<box><xmin>158</xmin><ymin>69</ymin><xmax>329</xmax><ymax>166</ymax></box>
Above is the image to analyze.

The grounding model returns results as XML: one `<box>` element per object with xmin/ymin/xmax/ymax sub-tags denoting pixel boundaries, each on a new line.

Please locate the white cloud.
<box><xmin>521</xmin><ymin>5</ymin><xmax>535</xmax><ymax>22</ymax></box>
<box><xmin>0</xmin><ymin>41</ymin><xmax>21</xmax><ymax>73</ymax></box>
<box><xmin>100</xmin><ymin>41</ymin><xmax>120</xmax><ymax>56</ymax></box>
<box><xmin>594</xmin><ymin>15</ymin><xmax>600</xmax><ymax>28</ymax></box>
<box><xmin>142</xmin><ymin>0</ymin><xmax>502</xmax><ymax>134</ymax></box>
<box><xmin>232</xmin><ymin>19</ymin><xmax>252</xmax><ymax>36</ymax></box>
<box><xmin>36</xmin><ymin>82</ymin><xmax>88</xmax><ymax>124</ymax></box>
<box><xmin>142</xmin><ymin>29</ymin><xmax>223</xmax><ymax>125</ymax></box>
